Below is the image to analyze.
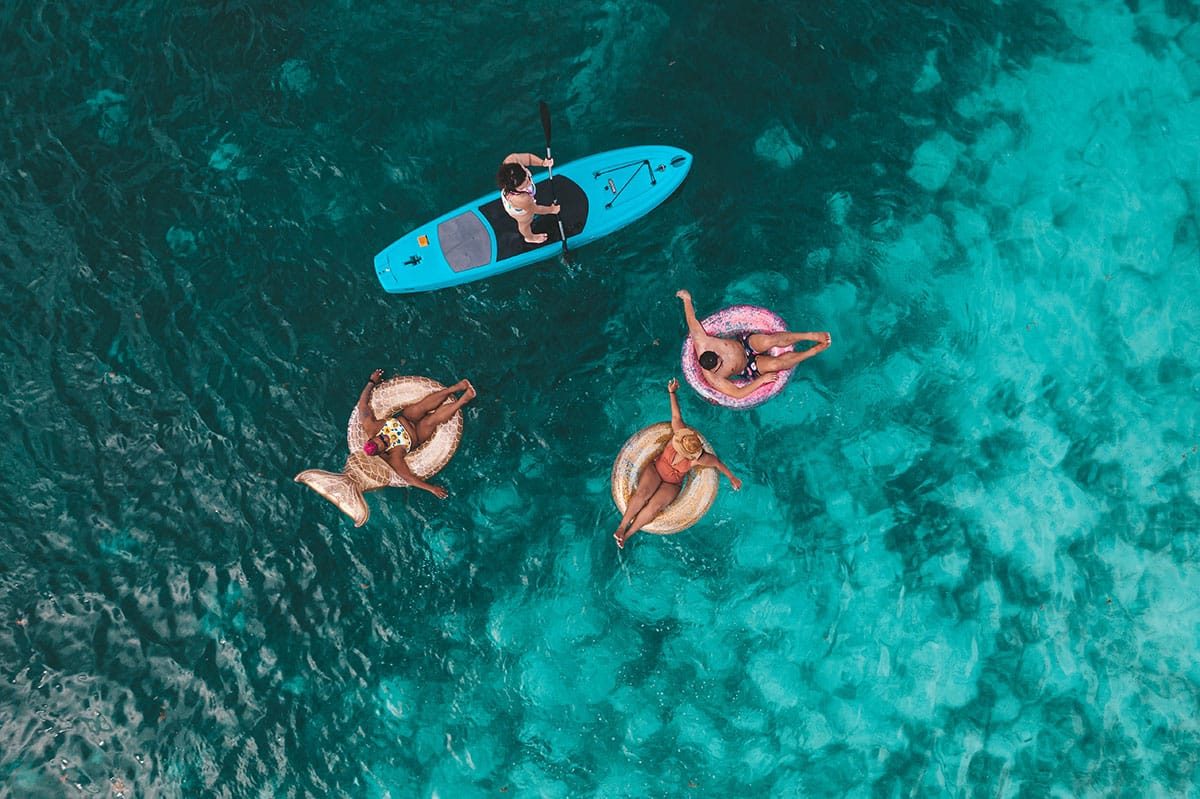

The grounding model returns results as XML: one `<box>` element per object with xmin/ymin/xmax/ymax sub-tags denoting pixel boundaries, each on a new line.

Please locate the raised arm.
<box><xmin>355</xmin><ymin>369</ymin><xmax>385</xmax><ymax>422</ymax></box>
<box><xmin>675</xmin><ymin>289</ymin><xmax>719</xmax><ymax>351</ymax></box>
<box><xmin>696</xmin><ymin>452</ymin><xmax>742</xmax><ymax>490</ymax></box>
<box><xmin>502</xmin><ymin>153</ymin><xmax>553</xmax><ymax>169</ymax></box>
<box><xmin>667</xmin><ymin>378</ymin><xmax>685</xmax><ymax>430</ymax></box>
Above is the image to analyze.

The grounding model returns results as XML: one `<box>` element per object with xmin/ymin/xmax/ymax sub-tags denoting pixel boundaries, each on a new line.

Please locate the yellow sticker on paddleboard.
<box><xmin>417</xmin><ymin>235</ymin><xmax>429</xmax><ymax>247</ymax></box>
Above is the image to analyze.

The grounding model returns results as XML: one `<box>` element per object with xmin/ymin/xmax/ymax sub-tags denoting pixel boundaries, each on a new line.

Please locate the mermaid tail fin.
<box><xmin>295</xmin><ymin>469</ymin><xmax>370</xmax><ymax>527</ymax></box>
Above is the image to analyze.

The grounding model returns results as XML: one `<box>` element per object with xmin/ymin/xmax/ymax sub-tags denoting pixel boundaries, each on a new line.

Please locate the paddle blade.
<box><xmin>539</xmin><ymin>100</ymin><xmax>552</xmax><ymax>147</ymax></box>
<box><xmin>558</xmin><ymin>221</ymin><xmax>571</xmax><ymax>263</ymax></box>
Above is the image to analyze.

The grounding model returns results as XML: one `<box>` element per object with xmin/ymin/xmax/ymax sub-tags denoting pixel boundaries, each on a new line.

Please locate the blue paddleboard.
<box><xmin>374</xmin><ymin>146</ymin><xmax>692</xmax><ymax>294</ymax></box>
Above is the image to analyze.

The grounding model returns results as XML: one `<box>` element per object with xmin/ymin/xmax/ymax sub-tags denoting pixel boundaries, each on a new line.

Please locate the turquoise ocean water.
<box><xmin>3</xmin><ymin>0</ymin><xmax>1200</xmax><ymax>796</ymax></box>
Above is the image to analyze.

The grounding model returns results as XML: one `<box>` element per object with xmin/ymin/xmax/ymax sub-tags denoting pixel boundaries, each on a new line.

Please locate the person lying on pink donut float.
<box><xmin>676</xmin><ymin>289</ymin><xmax>832</xmax><ymax>402</ymax></box>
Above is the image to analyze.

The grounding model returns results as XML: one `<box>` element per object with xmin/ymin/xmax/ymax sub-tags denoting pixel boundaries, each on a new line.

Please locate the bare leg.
<box><xmin>620</xmin><ymin>482</ymin><xmax>683</xmax><ymax>546</ymax></box>
<box><xmin>615</xmin><ymin>464</ymin><xmax>664</xmax><ymax>548</ymax></box>
<box><xmin>746</xmin><ymin>331</ymin><xmax>826</xmax><ymax>352</ymax></box>
<box><xmin>401</xmin><ymin>384</ymin><xmax>463</xmax><ymax>421</ymax></box>
<box><xmin>414</xmin><ymin>381</ymin><xmax>475</xmax><ymax>442</ymax></box>
<box><xmin>518</xmin><ymin>217</ymin><xmax>548</xmax><ymax>244</ymax></box>
<box><xmin>752</xmin><ymin>332</ymin><xmax>831</xmax><ymax>372</ymax></box>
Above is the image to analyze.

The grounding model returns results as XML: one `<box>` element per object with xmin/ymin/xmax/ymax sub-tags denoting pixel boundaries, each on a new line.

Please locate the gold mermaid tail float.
<box><xmin>611</xmin><ymin>422</ymin><xmax>719</xmax><ymax>535</ymax></box>
<box><xmin>295</xmin><ymin>376</ymin><xmax>463</xmax><ymax>526</ymax></box>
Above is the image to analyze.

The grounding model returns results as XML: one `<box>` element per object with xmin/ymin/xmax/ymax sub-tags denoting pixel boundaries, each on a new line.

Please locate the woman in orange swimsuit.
<box><xmin>614</xmin><ymin>378</ymin><xmax>742</xmax><ymax>548</ymax></box>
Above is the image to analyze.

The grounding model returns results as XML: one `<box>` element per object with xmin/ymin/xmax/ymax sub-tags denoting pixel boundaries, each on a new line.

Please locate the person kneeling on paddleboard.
<box><xmin>496</xmin><ymin>153</ymin><xmax>559</xmax><ymax>244</ymax></box>
<box><xmin>359</xmin><ymin>369</ymin><xmax>475</xmax><ymax>499</ymax></box>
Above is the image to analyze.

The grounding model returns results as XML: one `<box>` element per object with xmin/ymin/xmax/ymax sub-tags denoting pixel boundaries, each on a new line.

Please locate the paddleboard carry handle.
<box><xmin>597</xmin><ymin>159</ymin><xmax>656</xmax><ymax>210</ymax></box>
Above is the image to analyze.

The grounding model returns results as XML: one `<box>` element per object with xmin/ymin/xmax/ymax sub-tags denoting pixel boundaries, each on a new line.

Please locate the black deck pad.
<box><xmin>478</xmin><ymin>177</ymin><xmax>589</xmax><ymax>261</ymax></box>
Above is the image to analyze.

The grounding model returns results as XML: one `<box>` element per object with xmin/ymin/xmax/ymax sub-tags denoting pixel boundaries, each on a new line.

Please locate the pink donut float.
<box><xmin>681</xmin><ymin>305</ymin><xmax>795</xmax><ymax>409</ymax></box>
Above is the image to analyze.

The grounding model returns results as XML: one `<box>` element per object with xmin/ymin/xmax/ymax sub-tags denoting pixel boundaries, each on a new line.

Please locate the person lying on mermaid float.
<box><xmin>358</xmin><ymin>368</ymin><xmax>475</xmax><ymax>499</ymax></box>
<box><xmin>676</xmin><ymin>288</ymin><xmax>831</xmax><ymax>402</ymax></box>
<box><xmin>613</xmin><ymin>378</ymin><xmax>741</xmax><ymax>549</ymax></box>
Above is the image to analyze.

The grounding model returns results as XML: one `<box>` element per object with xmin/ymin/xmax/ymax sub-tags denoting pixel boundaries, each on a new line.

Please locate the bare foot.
<box><xmin>524</xmin><ymin>233</ymin><xmax>548</xmax><ymax>244</ymax></box>
<box><xmin>614</xmin><ymin>530</ymin><xmax>626</xmax><ymax>549</ymax></box>
<box><xmin>463</xmin><ymin>380</ymin><xmax>476</xmax><ymax>400</ymax></box>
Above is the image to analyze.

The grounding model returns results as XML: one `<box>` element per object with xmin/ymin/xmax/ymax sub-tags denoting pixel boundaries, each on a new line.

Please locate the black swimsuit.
<box><xmin>738</xmin><ymin>334</ymin><xmax>760</xmax><ymax>380</ymax></box>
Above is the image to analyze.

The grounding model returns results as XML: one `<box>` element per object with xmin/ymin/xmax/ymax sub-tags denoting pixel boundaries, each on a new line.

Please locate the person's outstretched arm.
<box><xmin>667</xmin><ymin>378</ymin><xmax>685</xmax><ymax>431</ymax></box>
<box><xmin>502</xmin><ymin>153</ymin><xmax>553</xmax><ymax>168</ymax></box>
<box><xmin>705</xmin><ymin>371</ymin><xmax>779</xmax><ymax>400</ymax></box>
<box><xmin>355</xmin><ymin>369</ymin><xmax>385</xmax><ymax>422</ymax></box>
<box><xmin>675</xmin><ymin>289</ymin><xmax>719</xmax><ymax>352</ymax></box>
<box><xmin>383</xmin><ymin>451</ymin><xmax>449</xmax><ymax>499</ymax></box>
<box><xmin>696</xmin><ymin>452</ymin><xmax>742</xmax><ymax>490</ymax></box>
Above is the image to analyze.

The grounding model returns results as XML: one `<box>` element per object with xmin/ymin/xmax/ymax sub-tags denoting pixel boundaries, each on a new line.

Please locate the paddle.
<box><xmin>538</xmin><ymin>100</ymin><xmax>571</xmax><ymax>262</ymax></box>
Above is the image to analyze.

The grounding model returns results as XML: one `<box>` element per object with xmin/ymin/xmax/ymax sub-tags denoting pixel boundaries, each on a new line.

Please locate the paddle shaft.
<box><xmin>539</xmin><ymin>101</ymin><xmax>569</xmax><ymax>258</ymax></box>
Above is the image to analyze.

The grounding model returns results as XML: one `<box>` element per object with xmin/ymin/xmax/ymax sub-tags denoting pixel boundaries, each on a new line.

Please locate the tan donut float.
<box><xmin>610</xmin><ymin>422</ymin><xmax>720</xmax><ymax>535</ymax></box>
<box><xmin>295</xmin><ymin>375</ymin><xmax>463</xmax><ymax>526</ymax></box>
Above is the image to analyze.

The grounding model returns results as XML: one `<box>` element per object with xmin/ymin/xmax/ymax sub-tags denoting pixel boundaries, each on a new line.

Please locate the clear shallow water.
<box><xmin>2</xmin><ymin>0</ymin><xmax>1200</xmax><ymax>796</ymax></box>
